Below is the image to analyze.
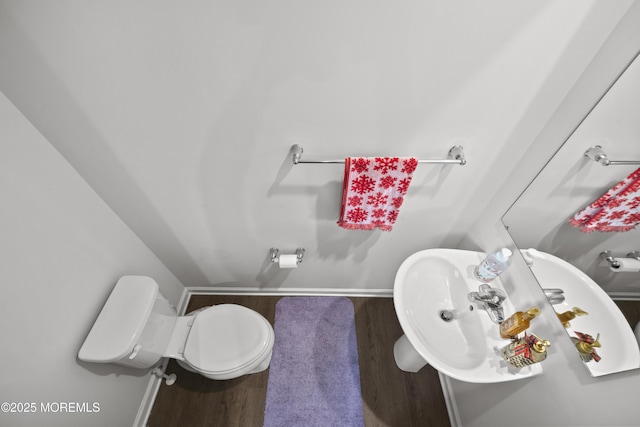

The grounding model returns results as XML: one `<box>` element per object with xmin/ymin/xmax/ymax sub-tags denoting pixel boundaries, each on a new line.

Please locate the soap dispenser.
<box><xmin>474</xmin><ymin>248</ymin><xmax>512</xmax><ymax>282</ymax></box>
<box><xmin>556</xmin><ymin>307</ymin><xmax>588</xmax><ymax>328</ymax></box>
<box><xmin>502</xmin><ymin>332</ymin><xmax>551</xmax><ymax>368</ymax></box>
<box><xmin>571</xmin><ymin>332</ymin><xmax>601</xmax><ymax>363</ymax></box>
<box><xmin>499</xmin><ymin>307</ymin><xmax>541</xmax><ymax>339</ymax></box>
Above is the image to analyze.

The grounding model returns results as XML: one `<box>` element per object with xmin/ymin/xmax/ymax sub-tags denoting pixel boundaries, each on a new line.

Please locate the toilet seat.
<box><xmin>181</xmin><ymin>304</ymin><xmax>273</xmax><ymax>377</ymax></box>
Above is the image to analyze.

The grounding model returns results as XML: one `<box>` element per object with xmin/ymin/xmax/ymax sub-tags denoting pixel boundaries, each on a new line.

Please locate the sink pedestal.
<box><xmin>394</xmin><ymin>334</ymin><xmax>428</xmax><ymax>372</ymax></box>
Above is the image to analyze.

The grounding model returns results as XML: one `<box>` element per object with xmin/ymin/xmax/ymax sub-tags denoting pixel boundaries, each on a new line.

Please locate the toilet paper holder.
<box><xmin>600</xmin><ymin>250</ymin><xmax>640</xmax><ymax>269</ymax></box>
<box><xmin>270</xmin><ymin>248</ymin><xmax>305</xmax><ymax>265</ymax></box>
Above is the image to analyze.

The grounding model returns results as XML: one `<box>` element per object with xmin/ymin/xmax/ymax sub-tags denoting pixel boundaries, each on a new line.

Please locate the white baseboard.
<box><xmin>176</xmin><ymin>286</ymin><xmax>192</xmax><ymax>315</ymax></box>
<box><xmin>133</xmin><ymin>372</ymin><xmax>162</xmax><ymax>427</ymax></box>
<box><xmin>185</xmin><ymin>286</ymin><xmax>394</xmax><ymax>298</ymax></box>
<box><xmin>608</xmin><ymin>292</ymin><xmax>640</xmax><ymax>301</ymax></box>
<box><xmin>439</xmin><ymin>373</ymin><xmax>461</xmax><ymax>427</ymax></box>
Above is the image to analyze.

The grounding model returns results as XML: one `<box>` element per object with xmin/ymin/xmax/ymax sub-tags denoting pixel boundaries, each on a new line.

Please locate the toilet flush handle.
<box><xmin>129</xmin><ymin>345</ymin><xmax>142</xmax><ymax>360</ymax></box>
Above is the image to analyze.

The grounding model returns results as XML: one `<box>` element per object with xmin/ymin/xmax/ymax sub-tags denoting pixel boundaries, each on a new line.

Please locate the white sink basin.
<box><xmin>393</xmin><ymin>248</ymin><xmax>542</xmax><ymax>383</ymax></box>
<box><xmin>523</xmin><ymin>249</ymin><xmax>640</xmax><ymax>376</ymax></box>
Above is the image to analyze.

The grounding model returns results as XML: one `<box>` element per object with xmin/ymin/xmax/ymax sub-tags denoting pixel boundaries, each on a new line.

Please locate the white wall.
<box><xmin>0</xmin><ymin>91</ymin><xmax>184</xmax><ymax>427</ymax></box>
<box><xmin>0</xmin><ymin>0</ymin><xmax>631</xmax><ymax>293</ymax></box>
<box><xmin>456</xmin><ymin>3</ymin><xmax>640</xmax><ymax>426</ymax></box>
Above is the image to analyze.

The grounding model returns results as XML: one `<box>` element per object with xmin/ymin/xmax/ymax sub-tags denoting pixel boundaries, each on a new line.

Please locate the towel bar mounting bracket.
<box><xmin>585</xmin><ymin>145</ymin><xmax>640</xmax><ymax>166</ymax></box>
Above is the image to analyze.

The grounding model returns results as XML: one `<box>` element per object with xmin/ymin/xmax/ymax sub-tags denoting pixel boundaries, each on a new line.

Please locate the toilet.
<box><xmin>635</xmin><ymin>321</ymin><xmax>640</xmax><ymax>346</ymax></box>
<box><xmin>78</xmin><ymin>276</ymin><xmax>274</xmax><ymax>380</ymax></box>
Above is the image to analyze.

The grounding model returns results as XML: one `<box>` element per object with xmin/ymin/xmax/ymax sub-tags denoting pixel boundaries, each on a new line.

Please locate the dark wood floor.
<box><xmin>614</xmin><ymin>300</ymin><xmax>640</xmax><ymax>329</ymax></box>
<box><xmin>148</xmin><ymin>295</ymin><xmax>451</xmax><ymax>427</ymax></box>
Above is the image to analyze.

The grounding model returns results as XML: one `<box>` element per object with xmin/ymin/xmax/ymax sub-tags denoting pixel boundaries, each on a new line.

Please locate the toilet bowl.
<box><xmin>635</xmin><ymin>321</ymin><xmax>640</xmax><ymax>346</ymax></box>
<box><xmin>169</xmin><ymin>304</ymin><xmax>274</xmax><ymax>380</ymax></box>
<box><xmin>78</xmin><ymin>276</ymin><xmax>274</xmax><ymax>381</ymax></box>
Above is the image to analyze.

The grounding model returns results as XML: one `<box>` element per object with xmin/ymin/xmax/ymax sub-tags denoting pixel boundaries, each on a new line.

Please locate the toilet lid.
<box><xmin>183</xmin><ymin>304</ymin><xmax>272</xmax><ymax>374</ymax></box>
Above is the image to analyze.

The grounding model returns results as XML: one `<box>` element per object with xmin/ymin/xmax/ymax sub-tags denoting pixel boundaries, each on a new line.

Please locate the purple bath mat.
<box><xmin>263</xmin><ymin>296</ymin><xmax>364</xmax><ymax>427</ymax></box>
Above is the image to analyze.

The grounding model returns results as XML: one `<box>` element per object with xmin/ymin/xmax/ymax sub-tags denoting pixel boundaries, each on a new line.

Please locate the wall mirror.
<box><xmin>502</xmin><ymin>50</ymin><xmax>640</xmax><ymax>377</ymax></box>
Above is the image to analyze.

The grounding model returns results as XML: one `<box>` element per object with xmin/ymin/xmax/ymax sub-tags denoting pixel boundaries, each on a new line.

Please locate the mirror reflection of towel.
<box><xmin>570</xmin><ymin>167</ymin><xmax>640</xmax><ymax>233</ymax></box>
<box><xmin>337</xmin><ymin>157</ymin><xmax>418</xmax><ymax>231</ymax></box>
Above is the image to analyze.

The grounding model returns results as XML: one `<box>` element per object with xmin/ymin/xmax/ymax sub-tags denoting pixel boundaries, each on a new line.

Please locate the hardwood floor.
<box><xmin>614</xmin><ymin>300</ymin><xmax>640</xmax><ymax>328</ymax></box>
<box><xmin>148</xmin><ymin>295</ymin><xmax>451</xmax><ymax>427</ymax></box>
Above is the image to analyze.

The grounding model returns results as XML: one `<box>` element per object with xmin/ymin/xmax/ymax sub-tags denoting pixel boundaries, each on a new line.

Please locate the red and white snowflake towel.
<box><xmin>570</xmin><ymin>167</ymin><xmax>640</xmax><ymax>233</ymax></box>
<box><xmin>338</xmin><ymin>157</ymin><xmax>418</xmax><ymax>231</ymax></box>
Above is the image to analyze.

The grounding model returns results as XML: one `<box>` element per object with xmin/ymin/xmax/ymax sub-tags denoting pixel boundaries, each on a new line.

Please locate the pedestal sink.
<box><xmin>393</xmin><ymin>248</ymin><xmax>543</xmax><ymax>383</ymax></box>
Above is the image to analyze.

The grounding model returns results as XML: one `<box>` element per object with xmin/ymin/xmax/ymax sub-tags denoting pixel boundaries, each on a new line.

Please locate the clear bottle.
<box><xmin>474</xmin><ymin>248</ymin><xmax>512</xmax><ymax>282</ymax></box>
<box><xmin>500</xmin><ymin>307</ymin><xmax>541</xmax><ymax>339</ymax></box>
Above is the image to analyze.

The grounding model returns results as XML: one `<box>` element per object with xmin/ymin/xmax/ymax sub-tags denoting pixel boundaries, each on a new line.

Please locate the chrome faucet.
<box><xmin>468</xmin><ymin>284</ymin><xmax>506</xmax><ymax>324</ymax></box>
<box><xmin>543</xmin><ymin>288</ymin><xmax>565</xmax><ymax>305</ymax></box>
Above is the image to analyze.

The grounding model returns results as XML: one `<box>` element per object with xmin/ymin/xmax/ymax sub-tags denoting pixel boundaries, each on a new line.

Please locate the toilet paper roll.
<box><xmin>278</xmin><ymin>254</ymin><xmax>299</xmax><ymax>269</ymax></box>
<box><xmin>610</xmin><ymin>257</ymin><xmax>640</xmax><ymax>272</ymax></box>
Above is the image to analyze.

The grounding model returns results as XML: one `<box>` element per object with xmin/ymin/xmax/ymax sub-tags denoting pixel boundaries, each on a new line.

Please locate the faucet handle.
<box><xmin>488</xmin><ymin>289</ymin><xmax>506</xmax><ymax>306</ymax></box>
<box><xmin>480</xmin><ymin>283</ymin><xmax>505</xmax><ymax>297</ymax></box>
<box><xmin>543</xmin><ymin>288</ymin><xmax>565</xmax><ymax>305</ymax></box>
<box><xmin>474</xmin><ymin>284</ymin><xmax>506</xmax><ymax>306</ymax></box>
<box><xmin>478</xmin><ymin>284</ymin><xmax>497</xmax><ymax>297</ymax></box>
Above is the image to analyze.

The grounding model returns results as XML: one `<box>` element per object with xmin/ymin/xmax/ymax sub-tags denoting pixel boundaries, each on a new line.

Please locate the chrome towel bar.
<box><xmin>585</xmin><ymin>145</ymin><xmax>640</xmax><ymax>166</ymax></box>
<box><xmin>290</xmin><ymin>144</ymin><xmax>466</xmax><ymax>165</ymax></box>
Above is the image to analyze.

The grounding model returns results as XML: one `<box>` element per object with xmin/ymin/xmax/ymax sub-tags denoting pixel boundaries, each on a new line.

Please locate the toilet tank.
<box><xmin>78</xmin><ymin>276</ymin><xmax>177</xmax><ymax>369</ymax></box>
